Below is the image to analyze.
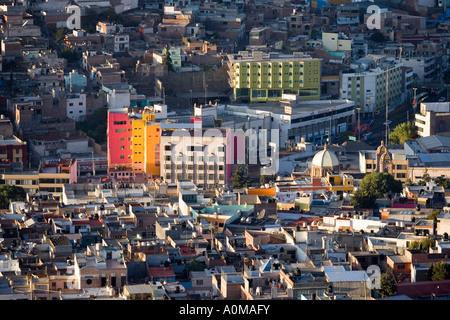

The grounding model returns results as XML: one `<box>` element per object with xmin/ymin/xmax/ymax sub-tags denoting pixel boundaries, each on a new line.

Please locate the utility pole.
<box><xmin>385</xmin><ymin>66</ymin><xmax>389</xmax><ymax>147</ymax></box>
<box><xmin>91</xmin><ymin>151</ymin><xmax>95</xmax><ymax>176</ymax></box>
<box><xmin>329</xmin><ymin>111</ymin><xmax>333</xmax><ymax>143</ymax></box>
<box><xmin>203</xmin><ymin>72</ymin><xmax>207</xmax><ymax>105</ymax></box>
<box><xmin>357</xmin><ymin>107</ymin><xmax>361</xmax><ymax>141</ymax></box>
<box><xmin>413</xmin><ymin>87</ymin><xmax>418</xmax><ymax>114</ymax></box>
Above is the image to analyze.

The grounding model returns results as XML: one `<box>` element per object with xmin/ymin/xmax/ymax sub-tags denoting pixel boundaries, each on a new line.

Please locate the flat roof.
<box><xmin>228</xmin><ymin>53</ymin><xmax>317</xmax><ymax>64</ymax></box>
<box><xmin>438</xmin><ymin>241</ymin><xmax>450</xmax><ymax>248</ymax></box>
<box><xmin>245</xmin><ymin>99</ymin><xmax>352</xmax><ymax>115</ymax></box>
<box><xmin>388</xmin><ymin>255</ymin><xmax>410</xmax><ymax>264</ymax></box>
<box><xmin>0</xmin><ymin>136</ymin><xmax>25</xmax><ymax>146</ymax></box>
<box><xmin>323</xmin><ymin>266</ymin><xmax>370</xmax><ymax>282</ymax></box>
<box><xmin>125</xmin><ymin>284</ymin><xmax>155</xmax><ymax>295</ymax></box>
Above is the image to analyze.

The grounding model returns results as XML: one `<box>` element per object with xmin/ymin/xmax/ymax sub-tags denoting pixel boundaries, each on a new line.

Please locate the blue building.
<box><xmin>65</xmin><ymin>70</ymin><xmax>87</xmax><ymax>92</ymax></box>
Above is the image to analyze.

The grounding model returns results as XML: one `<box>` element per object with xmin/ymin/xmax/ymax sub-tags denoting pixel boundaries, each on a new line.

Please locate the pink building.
<box><xmin>107</xmin><ymin>110</ymin><xmax>133</xmax><ymax>180</ymax></box>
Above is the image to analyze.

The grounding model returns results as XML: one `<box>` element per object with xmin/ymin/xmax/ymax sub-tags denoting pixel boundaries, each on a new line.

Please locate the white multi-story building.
<box><xmin>103</xmin><ymin>84</ymin><xmax>134</xmax><ymax>109</ymax></box>
<box><xmin>415</xmin><ymin>102</ymin><xmax>450</xmax><ymax>137</ymax></box>
<box><xmin>160</xmin><ymin>128</ymin><xmax>227</xmax><ymax>189</ymax></box>
<box><xmin>66</xmin><ymin>92</ymin><xmax>87</xmax><ymax>122</ymax></box>
<box><xmin>0</xmin><ymin>253</ymin><xmax>20</xmax><ymax>274</ymax></box>
<box><xmin>218</xmin><ymin>98</ymin><xmax>355</xmax><ymax>148</ymax></box>
<box><xmin>114</xmin><ymin>34</ymin><xmax>129</xmax><ymax>53</ymax></box>
<box><xmin>340</xmin><ymin>57</ymin><xmax>404</xmax><ymax>114</ymax></box>
<box><xmin>400</xmin><ymin>56</ymin><xmax>436</xmax><ymax>84</ymax></box>
<box><xmin>96</xmin><ymin>22</ymin><xmax>116</xmax><ymax>35</ymax></box>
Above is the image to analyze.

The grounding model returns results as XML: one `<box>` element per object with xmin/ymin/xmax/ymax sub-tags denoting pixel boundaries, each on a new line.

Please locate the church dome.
<box><xmin>311</xmin><ymin>144</ymin><xmax>339</xmax><ymax>169</ymax></box>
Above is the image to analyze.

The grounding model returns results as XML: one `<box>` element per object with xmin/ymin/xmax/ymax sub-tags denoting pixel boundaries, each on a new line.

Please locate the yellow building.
<box><xmin>321</xmin><ymin>32</ymin><xmax>352</xmax><ymax>52</ymax></box>
<box><xmin>325</xmin><ymin>172</ymin><xmax>354</xmax><ymax>195</ymax></box>
<box><xmin>130</xmin><ymin>111</ymin><xmax>161</xmax><ymax>179</ymax></box>
<box><xmin>359</xmin><ymin>141</ymin><xmax>409</xmax><ymax>182</ymax></box>
<box><xmin>227</xmin><ymin>51</ymin><xmax>321</xmax><ymax>103</ymax></box>
<box><xmin>0</xmin><ymin>158</ymin><xmax>77</xmax><ymax>201</ymax></box>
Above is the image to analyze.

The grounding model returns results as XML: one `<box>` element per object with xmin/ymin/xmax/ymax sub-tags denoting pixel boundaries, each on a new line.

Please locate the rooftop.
<box><xmin>228</xmin><ymin>52</ymin><xmax>316</xmax><ymax>63</ymax></box>
<box><xmin>388</xmin><ymin>255</ymin><xmax>410</xmax><ymax>264</ymax></box>
<box><xmin>243</xmin><ymin>99</ymin><xmax>353</xmax><ymax>116</ymax></box>
<box><xmin>323</xmin><ymin>265</ymin><xmax>370</xmax><ymax>283</ymax></box>
<box><xmin>47</xmin><ymin>235</ymin><xmax>72</xmax><ymax>247</ymax></box>
<box><xmin>148</xmin><ymin>266</ymin><xmax>176</xmax><ymax>279</ymax></box>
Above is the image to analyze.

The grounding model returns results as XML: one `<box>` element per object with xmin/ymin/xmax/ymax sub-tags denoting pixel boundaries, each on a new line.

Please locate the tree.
<box><xmin>430</xmin><ymin>261</ymin><xmax>450</xmax><ymax>281</ymax></box>
<box><xmin>260</xmin><ymin>175</ymin><xmax>266</xmax><ymax>186</ymax></box>
<box><xmin>418</xmin><ymin>168</ymin><xmax>431</xmax><ymax>186</ymax></box>
<box><xmin>405</xmin><ymin>178</ymin><xmax>414</xmax><ymax>187</ymax></box>
<box><xmin>162</xmin><ymin>45</ymin><xmax>175</xmax><ymax>72</ymax></box>
<box><xmin>76</xmin><ymin>106</ymin><xmax>108</xmax><ymax>144</ymax></box>
<box><xmin>370</xmin><ymin>32</ymin><xmax>386</xmax><ymax>43</ymax></box>
<box><xmin>0</xmin><ymin>185</ymin><xmax>26</xmax><ymax>209</ymax></box>
<box><xmin>408</xmin><ymin>237</ymin><xmax>435</xmax><ymax>252</ymax></box>
<box><xmin>350</xmin><ymin>190</ymin><xmax>377</xmax><ymax>209</ymax></box>
<box><xmin>427</xmin><ymin>209</ymin><xmax>441</xmax><ymax>224</ymax></box>
<box><xmin>350</xmin><ymin>172</ymin><xmax>403</xmax><ymax>208</ymax></box>
<box><xmin>378</xmin><ymin>269</ymin><xmax>397</xmax><ymax>298</ymax></box>
<box><xmin>188</xmin><ymin>259</ymin><xmax>207</xmax><ymax>272</ymax></box>
<box><xmin>55</xmin><ymin>27</ymin><xmax>69</xmax><ymax>43</ymax></box>
<box><xmin>231</xmin><ymin>164</ymin><xmax>251</xmax><ymax>189</ymax></box>
<box><xmin>389</xmin><ymin>122</ymin><xmax>418</xmax><ymax>145</ymax></box>
<box><xmin>435</xmin><ymin>176</ymin><xmax>450</xmax><ymax>189</ymax></box>
<box><xmin>82</xmin><ymin>10</ymin><xmax>99</xmax><ymax>33</ymax></box>
<box><xmin>60</xmin><ymin>47</ymin><xmax>80</xmax><ymax>64</ymax></box>
<box><xmin>102</xmin><ymin>8</ymin><xmax>119</xmax><ymax>23</ymax></box>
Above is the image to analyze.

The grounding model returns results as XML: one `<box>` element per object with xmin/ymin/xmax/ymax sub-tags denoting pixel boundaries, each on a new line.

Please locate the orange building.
<box><xmin>247</xmin><ymin>187</ymin><xmax>276</xmax><ymax>197</ymax></box>
<box><xmin>108</xmin><ymin>108</ymin><xmax>161</xmax><ymax>183</ymax></box>
<box><xmin>130</xmin><ymin>111</ymin><xmax>161</xmax><ymax>179</ymax></box>
<box><xmin>387</xmin><ymin>255</ymin><xmax>411</xmax><ymax>283</ymax></box>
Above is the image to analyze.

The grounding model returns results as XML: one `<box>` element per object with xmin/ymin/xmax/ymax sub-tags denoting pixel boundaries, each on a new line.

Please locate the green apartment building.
<box><xmin>227</xmin><ymin>51</ymin><xmax>321</xmax><ymax>103</ymax></box>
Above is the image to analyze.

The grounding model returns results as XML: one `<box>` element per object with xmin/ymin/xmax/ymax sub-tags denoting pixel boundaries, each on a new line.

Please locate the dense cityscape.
<box><xmin>0</xmin><ymin>0</ymin><xmax>449</xmax><ymax>304</ymax></box>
